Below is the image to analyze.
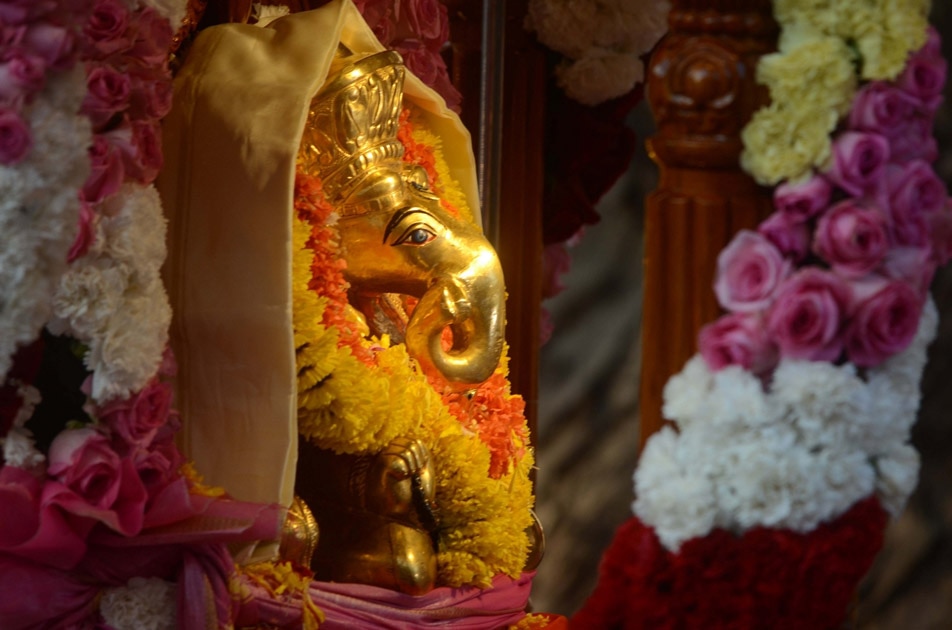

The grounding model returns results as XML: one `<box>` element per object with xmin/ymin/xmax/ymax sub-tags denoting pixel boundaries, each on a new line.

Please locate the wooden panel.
<box><xmin>639</xmin><ymin>2</ymin><xmax>777</xmax><ymax>448</ymax></box>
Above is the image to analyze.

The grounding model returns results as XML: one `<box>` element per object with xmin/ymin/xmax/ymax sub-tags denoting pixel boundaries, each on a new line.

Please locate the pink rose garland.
<box><xmin>354</xmin><ymin>0</ymin><xmax>461</xmax><ymax>111</ymax></box>
<box><xmin>702</xmin><ymin>29</ymin><xmax>952</xmax><ymax>374</ymax></box>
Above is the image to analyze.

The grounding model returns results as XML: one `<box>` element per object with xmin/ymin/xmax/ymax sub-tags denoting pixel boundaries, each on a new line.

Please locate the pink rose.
<box><xmin>813</xmin><ymin>200</ymin><xmax>890</xmax><ymax>278</ymax></box>
<box><xmin>0</xmin><ymin>24</ymin><xmax>25</xmax><ymax>49</ymax></box>
<box><xmin>848</xmin><ymin>82</ymin><xmax>918</xmax><ymax>134</ymax></box>
<box><xmin>845</xmin><ymin>277</ymin><xmax>922</xmax><ymax>367</ymax></box>
<box><xmin>83</xmin><ymin>0</ymin><xmax>133</xmax><ymax>59</ymax></box>
<box><xmin>897</xmin><ymin>49</ymin><xmax>947</xmax><ymax>111</ymax></box>
<box><xmin>826</xmin><ymin>131</ymin><xmax>890</xmax><ymax>197</ymax></box>
<box><xmin>0</xmin><ymin>0</ymin><xmax>56</xmax><ymax>24</ymax></box>
<box><xmin>103</xmin><ymin>117</ymin><xmax>163</xmax><ymax>184</ymax></box>
<box><xmin>403</xmin><ymin>0</ymin><xmax>447</xmax><ymax>44</ymax></box>
<box><xmin>82</xmin><ymin>134</ymin><xmax>125</xmax><ymax>203</ymax></box>
<box><xmin>127</xmin><ymin>7</ymin><xmax>174</xmax><ymax>67</ymax></box>
<box><xmin>98</xmin><ymin>379</ymin><xmax>172</xmax><ymax>448</ymax></box>
<box><xmin>920</xmin><ymin>26</ymin><xmax>942</xmax><ymax>58</ymax></box>
<box><xmin>0</xmin><ymin>108</ymin><xmax>32</xmax><ymax>164</ymax></box>
<box><xmin>431</xmin><ymin>61</ymin><xmax>462</xmax><ymax>113</ymax></box>
<box><xmin>23</xmin><ymin>22</ymin><xmax>76</xmax><ymax>71</ymax></box>
<box><xmin>128</xmin><ymin>70</ymin><xmax>173</xmax><ymax>120</ymax></box>
<box><xmin>67</xmin><ymin>201</ymin><xmax>96</xmax><ymax>263</ymax></box>
<box><xmin>46</xmin><ymin>427</ymin><xmax>146</xmax><ymax>536</ymax></box>
<box><xmin>355</xmin><ymin>0</ymin><xmax>396</xmax><ymax>46</ymax></box>
<box><xmin>714</xmin><ymin>230</ymin><xmax>791</xmax><ymax>312</ymax></box>
<box><xmin>0</xmin><ymin>49</ymin><xmax>47</xmax><ymax>107</ymax></box>
<box><xmin>82</xmin><ymin>63</ymin><xmax>132</xmax><ymax>130</ymax></box>
<box><xmin>134</xmin><ymin>440</ymin><xmax>184</xmax><ymax>511</ymax></box>
<box><xmin>758</xmin><ymin>211</ymin><xmax>811</xmax><ymax>262</ymax></box>
<box><xmin>885</xmin><ymin>159</ymin><xmax>945</xmax><ymax>220</ymax></box>
<box><xmin>0</xmin><ymin>466</ymin><xmax>88</xmax><ymax>569</ymax></box>
<box><xmin>773</xmin><ymin>175</ymin><xmax>831</xmax><ymax>223</ymax></box>
<box><xmin>767</xmin><ymin>268</ymin><xmax>851</xmax><ymax>361</ymax></box>
<box><xmin>0</xmin><ymin>465</ymin><xmax>40</xmax><ymax>548</ymax></box>
<box><xmin>699</xmin><ymin>312</ymin><xmax>777</xmax><ymax>375</ymax></box>
<box><xmin>542</xmin><ymin>242</ymin><xmax>572</xmax><ymax>298</ymax></box>
<box><xmin>889</xmin><ymin>115</ymin><xmax>938</xmax><ymax>164</ymax></box>
<box><xmin>396</xmin><ymin>38</ymin><xmax>440</xmax><ymax>85</ymax></box>
<box><xmin>928</xmin><ymin>203</ymin><xmax>952</xmax><ymax>267</ymax></box>
<box><xmin>882</xmin><ymin>246</ymin><xmax>936</xmax><ymax>296</ymax></box>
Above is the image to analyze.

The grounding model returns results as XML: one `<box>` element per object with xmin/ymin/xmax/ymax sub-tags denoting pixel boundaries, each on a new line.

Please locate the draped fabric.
<box><xmin>158</xmin><ymin>0</ymin><xmax>480</xmax><ymax>520</ymax></box>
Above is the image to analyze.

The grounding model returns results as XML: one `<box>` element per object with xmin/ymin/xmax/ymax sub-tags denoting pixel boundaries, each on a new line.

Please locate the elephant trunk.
<box><xmin>405</xmin><ymin>252</ymin><xmax>505</xmax><ymax>388</ymax></box>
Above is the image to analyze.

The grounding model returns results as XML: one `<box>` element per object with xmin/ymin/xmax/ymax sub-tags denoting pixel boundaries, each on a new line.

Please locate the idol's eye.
<box><xmin>394</xmin><ymin>224</ymin><xmax>437</xmax><ymax>246</ymax></box>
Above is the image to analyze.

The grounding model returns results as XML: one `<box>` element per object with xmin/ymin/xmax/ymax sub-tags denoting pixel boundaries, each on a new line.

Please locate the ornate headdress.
<box><xmin>299</xmin><ymin>48</ymin><xmax>410</xmax><ymax>216</ymax></box>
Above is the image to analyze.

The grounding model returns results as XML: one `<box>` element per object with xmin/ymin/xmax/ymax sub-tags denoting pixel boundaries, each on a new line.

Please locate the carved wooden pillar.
<box><xmin>639</xmin><ymin>1</ymin><xmax>777</xmax><ymax>447</ymax></box>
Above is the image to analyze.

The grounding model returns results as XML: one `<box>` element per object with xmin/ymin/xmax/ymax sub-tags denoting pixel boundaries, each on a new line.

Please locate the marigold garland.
<box><xmin>398</xmin><ymin>108</ymin><xmax>472</xmax><ymax>222</ymax></box>
<box><xmin>291</xmin><ymin>109</ymin><xmax>534</xmax><ymax>587</ymax></box>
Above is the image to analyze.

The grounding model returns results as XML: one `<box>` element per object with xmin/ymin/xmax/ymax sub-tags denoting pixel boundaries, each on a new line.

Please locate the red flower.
<box><xmin>572</xmin><ymin>497</ymin><xmax>888</xmax><ymax>629</ymax></box>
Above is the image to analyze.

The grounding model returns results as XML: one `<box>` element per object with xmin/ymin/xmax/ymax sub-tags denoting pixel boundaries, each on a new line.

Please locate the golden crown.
<box><xmin>300</xmin><ymin>48</ymin><xmax>409</xmax><ymax>216</ymax></box>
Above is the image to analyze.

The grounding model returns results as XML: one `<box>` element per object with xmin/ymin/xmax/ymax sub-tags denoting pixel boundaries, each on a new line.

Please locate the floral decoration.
<box><xmin>0</xmin><ymin>1</ymin><xmax>92</xmax><ymax>384</ymax></box>
<box><xmin>354</xmin><ymin>0</ymin><xmax>460</xmax><ymax>111</ymax></box>
<box><xmin>525</xmin><ymin>0</ymin><xmax>670</xmax><ymax>106</ymax></box>
<box><xmin>576</xmin><ymin>3</ymin><xmax>950</xmax><ymax>628</ymax></box>
<box><xmin>0</xmin><ymin>3</ymin><xmax>289</xmax><ymax>628</ymax></box>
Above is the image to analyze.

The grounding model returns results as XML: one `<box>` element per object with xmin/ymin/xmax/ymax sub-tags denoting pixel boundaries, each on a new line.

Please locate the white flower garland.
<box><xmin>525</xmin><ymin>0</ymin><xmax>670</xmax><ymax>105</ymax></box>
<box><xmin>100</xmin><ymin>577</ymin><xmax>177</xmax><ymax>630</ymax></box>
<box><xmin>0</xmin><ymin>67</ymin><xmax>92</xmax><ymax>381</ymax></box>
<box><xmin>50</xmin><ymin>183</ymin><xmax>172</xmax><ymax>403</ymax></box>
<box><xmin>0</xmin><ymin>380</ymin><xmax>46</xmax><ymax>472</ymax></box>
<box><xmin>120</xmin><ymin>0</ymin><xmax>189</xmax><ymax>29</ymax></box>
<box><xmin>634</xmin><ymin>299</ymin><xmax>937</xmax><ymax>552</ymax></box>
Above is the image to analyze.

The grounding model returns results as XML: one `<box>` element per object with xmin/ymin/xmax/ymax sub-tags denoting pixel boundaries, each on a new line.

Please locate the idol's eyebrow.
<box><xmin>383</xmin><ymin>208</ymin><xmax>431</xmax><ymax>244</ymax></box>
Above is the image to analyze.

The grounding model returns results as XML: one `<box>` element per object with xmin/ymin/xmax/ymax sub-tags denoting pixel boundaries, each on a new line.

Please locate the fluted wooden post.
<box><xmin>639</xmin><ymin>1</ymin><xmax>777</xmax><ymax>447</ymax></box>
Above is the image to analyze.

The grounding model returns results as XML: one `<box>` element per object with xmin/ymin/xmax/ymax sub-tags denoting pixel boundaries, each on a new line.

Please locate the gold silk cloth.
<box><xmin>158</xmin><ymin>0</ymin><xmax>481</xmax><ymax>516</ymax></box>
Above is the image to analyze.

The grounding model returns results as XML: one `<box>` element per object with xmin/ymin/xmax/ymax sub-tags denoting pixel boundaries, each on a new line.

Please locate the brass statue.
<box><xmin>299</xmin><ymin>48</ymin><xmax>506</xmax><ymax>388</ymax></box>
<box><xmin>284</xmin><ymin>48</ymin><xmax>508</xmax><ymax>594</ymax></box>
<box><xmin>160</xmin><ymin>1</ymin><xmax>536</xmax><ymax>599</ymax></box>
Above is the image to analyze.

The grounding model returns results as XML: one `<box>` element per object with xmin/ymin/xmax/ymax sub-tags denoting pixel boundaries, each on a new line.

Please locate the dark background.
<box><xmin>530</xmin><ymin>6</ymin><xmax>952</xmax><ymax>626</ymax></box>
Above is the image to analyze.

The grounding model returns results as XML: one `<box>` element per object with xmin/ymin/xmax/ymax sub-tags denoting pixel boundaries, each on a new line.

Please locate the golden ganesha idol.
<box><xmin>160</xmin><ymin>0</ymin><xmax>538</xmax><ymax>599</ymax></box>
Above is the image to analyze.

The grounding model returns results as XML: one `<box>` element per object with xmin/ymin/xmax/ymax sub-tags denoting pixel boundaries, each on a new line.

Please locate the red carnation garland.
<box><xmin>573</xmin><ymin>497</ymin><xmax>888</xmax><ymax>629</ymax></box>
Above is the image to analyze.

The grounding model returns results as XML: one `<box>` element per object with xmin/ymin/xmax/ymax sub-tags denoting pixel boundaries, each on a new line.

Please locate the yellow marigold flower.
<box><xmin>179</xmin><ymin>461</ymin><xmax>227</xmax><ymax>498</ymax></box>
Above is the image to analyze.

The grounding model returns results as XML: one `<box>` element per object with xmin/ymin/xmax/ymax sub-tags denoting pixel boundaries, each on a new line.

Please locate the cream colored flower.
<box><xmin>526</xmin><ymin>0</ymin><xmax>669</xmax><ymax>105</ymax></box>
<box><xmin>759</xmin><ymin>34</ymin><xmax>856</xmax><ymax>116</ymax></box>
<box><xmin>555</xmin><ymin>53</ymin><xmax>643</xmax><ymax>106</ymax></box>
<box><xmin>741</xmin><ymin>103</ymin><xmax>836</xmax><ymax>185</ymax></box>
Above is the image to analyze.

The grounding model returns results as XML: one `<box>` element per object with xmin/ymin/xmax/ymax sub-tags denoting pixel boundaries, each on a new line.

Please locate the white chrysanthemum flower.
<box><xmin>87</xmin><ymin>277</ymin><xmax>171</xmax><ymax>402</ymax></box>
<box><xmin>639</xmin><ymin>300</ymin><xmax>935</xmax><ymax>550</ymax></box>
<box><xmin>2</xmin><ymin>428</ymin><xmax>46</xmax><ymax>471</ymax></box>
<box><xmin>706</xmin><ymin>366</ymin><xmax>775</xmax><ymax>430</ymax></box>
<box><xmin>100</xmin><ymin>184</ymin><xmax>168</xmax><ymax>275</ymax></box>
<box><xmin>0</xmin><ymin>67</ymin><xmax>91</xmax><ymax>380</ymax></box>
<box><xmin>661</xmin><ymin>354</ymin><xmax>713</xmax><ymax>428</ymax></box>
<box><xmin>873</xmin><ymin>445</ymin><xmax>920</xmax><ymax>516</ymax></box>
<box><xmin>633</xmin><ymin>427</ymin><xmax>717</xmax><ymax>551</ymax></box>
<box><xmin>51</xmin><ymin>259</ymin><xmax>130</xmax><ymax>339</ymax></box>
<box><xmin>140</xmin><ymin>0</ymin><xmax>189</xmax><ymax>29</ymax></box>
<box><xmin>555</xmin><ymin>53</ymin><xmax>643</xmax><ymax>106</ymax></box>
<box><xmin>100</xmin><ymin>577</ymin><xmax>177</xmax><ymax>630</ymax></box>
<box><xmin>770</xmin><ymin>359</ymin><xmax>866</xmax><ymax>448</ymax></box>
